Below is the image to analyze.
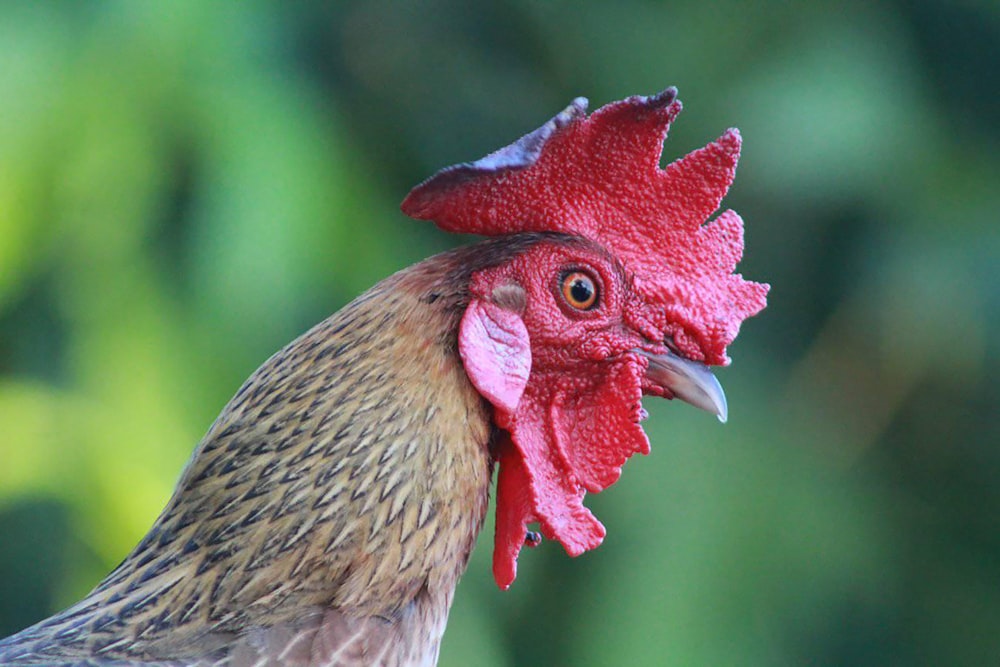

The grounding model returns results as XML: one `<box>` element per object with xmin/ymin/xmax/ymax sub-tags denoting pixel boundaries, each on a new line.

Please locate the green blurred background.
<box><xmin>0</xmin><ymin>1</ymin><xmax>997</xmax><ymax>665</ymax></box>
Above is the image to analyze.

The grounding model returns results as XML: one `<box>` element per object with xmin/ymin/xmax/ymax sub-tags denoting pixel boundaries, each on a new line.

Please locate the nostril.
<box><xmin>663</xmin><ymin>334</ymin><xmax>681</xmax><ymax>355</ymax></box>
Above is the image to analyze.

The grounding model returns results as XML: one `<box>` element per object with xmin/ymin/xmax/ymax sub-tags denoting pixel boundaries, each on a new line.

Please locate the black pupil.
<box><xmin>570</xmin><ymin>278</ymin><xmax>593</xmax><ymax>304</ymax></box>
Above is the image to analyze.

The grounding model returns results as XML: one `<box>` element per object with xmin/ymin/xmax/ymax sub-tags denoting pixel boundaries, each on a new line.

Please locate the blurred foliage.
<box><xmin>0</xmin><ymin>1</ymin><xmax>997</xmax><ymax>665</ymax></box>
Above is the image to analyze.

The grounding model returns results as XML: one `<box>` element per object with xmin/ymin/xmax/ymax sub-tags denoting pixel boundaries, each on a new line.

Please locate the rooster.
<box><xmin>0</xmin><ymin>88</ymin><xmax>767</xmax><ymax>666</ymax></box>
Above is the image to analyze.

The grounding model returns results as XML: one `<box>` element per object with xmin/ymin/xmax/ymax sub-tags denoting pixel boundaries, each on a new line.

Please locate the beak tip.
<box><xmin>715</xmin><ymin>394</ymin><xmax>728</xmax><ymax>424</ymax></box>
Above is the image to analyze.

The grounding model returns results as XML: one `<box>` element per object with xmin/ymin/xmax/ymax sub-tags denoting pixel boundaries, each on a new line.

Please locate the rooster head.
<box><xmin>402</xmin><ymin>88</ymin><xmax>769</xmax><ymax>589</ymax></box>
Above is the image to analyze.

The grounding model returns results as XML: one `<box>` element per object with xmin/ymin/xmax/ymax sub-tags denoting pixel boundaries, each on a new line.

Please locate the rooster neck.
<box><xmin>0</xmin><ymin>239</ymin><xmax>555</xmax><ymax>665</ymax></box>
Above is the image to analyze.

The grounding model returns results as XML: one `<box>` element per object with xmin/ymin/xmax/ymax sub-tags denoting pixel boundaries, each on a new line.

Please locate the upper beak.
<box><xmin>637</xmin><ymin>350</ymin><xmax>728</xmax><ymax>423</ymax></box>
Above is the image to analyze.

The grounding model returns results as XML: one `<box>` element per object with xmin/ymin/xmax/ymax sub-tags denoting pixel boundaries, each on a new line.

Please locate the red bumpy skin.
<box><xmin>402</xmin><ymin>88</ymin><xmax>768</xmax><ymax>364</ymax></box>
<box><xmin>402</xmin><ymin>88</ymin><xmax>769</xmax><ymax>588</ymax></box>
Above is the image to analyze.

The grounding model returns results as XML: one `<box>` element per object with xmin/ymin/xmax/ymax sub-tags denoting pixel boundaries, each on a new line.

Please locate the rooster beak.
<box><xmin>637</xmin><ymin>350</ymin><xmax>728</xmax><ymax>423</ymax></box>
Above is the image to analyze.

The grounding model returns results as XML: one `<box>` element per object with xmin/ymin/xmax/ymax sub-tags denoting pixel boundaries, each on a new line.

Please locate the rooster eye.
<box><xmin>560</xmin><ymin>271</ymin><xmax>599</xmax><ymax>310</ymax></box>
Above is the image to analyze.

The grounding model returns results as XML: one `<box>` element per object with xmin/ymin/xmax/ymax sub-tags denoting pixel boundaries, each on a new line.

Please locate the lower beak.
<box><xmin>637</xmin><ymin>350</ymin><xmax>728</xmax><ymax>423</ymax></box>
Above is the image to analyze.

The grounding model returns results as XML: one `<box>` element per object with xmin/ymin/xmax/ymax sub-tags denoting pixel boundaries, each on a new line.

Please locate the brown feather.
<box><xmin>0</xmin><ymin>236</ymin><xmax>555</xmax><ymax>666</ymax></box>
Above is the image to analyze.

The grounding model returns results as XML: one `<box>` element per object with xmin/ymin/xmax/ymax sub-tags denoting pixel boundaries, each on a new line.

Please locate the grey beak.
<box><xmin>638</xmin><ymin>350</ymin><xmax>728</xmax><ymax>423</ymax></box>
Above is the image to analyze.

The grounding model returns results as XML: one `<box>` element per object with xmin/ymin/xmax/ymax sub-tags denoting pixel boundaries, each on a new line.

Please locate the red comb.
<box><xmin>402</xmin><ymin>88</ymin><xmax>768</xmax><ymax>364</ymax></box>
